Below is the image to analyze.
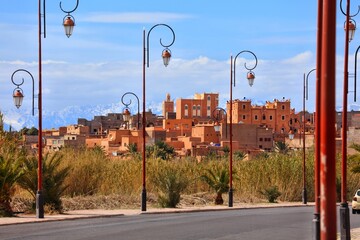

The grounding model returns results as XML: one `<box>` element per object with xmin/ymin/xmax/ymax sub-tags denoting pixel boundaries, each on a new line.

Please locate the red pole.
<box><xmin>36</xmin><ymin>0</ymin><xmax>44</xmax><ymax>219</ymax></box>
<box><xmin>229</xmin><ymin>55</ymin><xmax>233</xmax><ymax>207</ymax></box>
<box><xmin>340</xmin><ymin>0</ymin><xmax>351</xmax><ymax>238</ymax></box>
<box><xmin>141</xmin><ymin>29</ymin><xmax>147</xmax><ymax>212</ymax></box>
<box><xmin>320</xmin><ymin>0</ymin><xmax>337</xmax><ymax>238</ymax></box>
<box><xmin>314</xmin><ymin>0</ymin><xmax>323</xmax><ymax>238</ymax></box>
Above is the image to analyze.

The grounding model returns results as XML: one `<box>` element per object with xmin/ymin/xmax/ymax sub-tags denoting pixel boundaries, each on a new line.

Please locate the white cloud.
<box><xmin>82</xmin><ymin>12</ymin><xmax>193</xmax><ymax>24</ymax></box>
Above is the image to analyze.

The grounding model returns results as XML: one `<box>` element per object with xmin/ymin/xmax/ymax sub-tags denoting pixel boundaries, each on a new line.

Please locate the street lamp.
<box><xmin>229</xmin><ymin>50</ymin><xmax>258</xmax><ymax>207</ymax></box>
<box><xmin>121</xmin><ymin>92</ymin><xmax>140</xmax><ymax>129</ymax></box>
<box><xmin>301</xmin><ymin>68</ymin><xmax>316</xmax><ymax>205</ymax></box>
<box><xmin>339</xmin><ymin>0</ymin><xmax>359</xmax><ymax>238</ymax></box>
<box><xmin>20</xmin><ymin>0</ymin><xmax>79</xmax><ymax>219</ymax></box>
<box><xmin>11</xmin><ymin>69</ymin><xmax>35</xmax><ymax>116</ymax></box>
<box><xmin>142</xmin><ymin>24</ymin><xmax>175</xmax><ymax>211</ymax></box>
<box><xmin>60</xmin><ymin>0</ymin><xmax>79</xmax><ymax>38</ymax></box>
<box><xmin>212</xmin><ymin>107</ymin><xmax>227</xmax><ymax>138</ymax></box>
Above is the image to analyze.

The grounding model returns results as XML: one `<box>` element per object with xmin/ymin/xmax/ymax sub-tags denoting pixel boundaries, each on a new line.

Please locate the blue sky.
<box><xmin>0</xmin><ymin>0</ymin><xmax>359</xmax><ymax>129</ymax></box>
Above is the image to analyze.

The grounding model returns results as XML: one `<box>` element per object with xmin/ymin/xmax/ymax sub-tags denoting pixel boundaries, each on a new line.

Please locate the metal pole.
<box><xmin>36</xmin><ymin>0</ymin><xmax>44</xmax><ymax>219</ymax></box>
<box><xmin>340</xmin><ymin>0</ymin><xmax>351</xmax><ymax>238</ymax></box>
<box><xmin>320</xmin><ymin>0</ymin><xmax>337</xmax><ymax>238</ymax></box>
<box><xmin>313</xmin><ymin>1</ymin><xmax>323</xmax><ymax>239</ymax></box>
<box><xmin>229</xmin><ymin>55</ymin><xmax>233</xmax><ymax>207</ymax></box>
<box><xmin>302</xmin><ymin>73</ymin><xmax>307</xmax><ymax>204</ymax></box>
<box><xmin>141</xmin><ymin>29</ymin><xmax>147</xmax><ymax>212</ymax></box>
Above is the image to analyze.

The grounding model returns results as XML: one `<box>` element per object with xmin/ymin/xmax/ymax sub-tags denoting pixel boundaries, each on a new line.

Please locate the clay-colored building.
<box><xmin>227</xmin><ymin>97</ymin><xmax>293</xmax><ymax>134</ymax></box>
<box><xmin>176</xmin><ymin>93</ymin><xmax>219</xmax><ymax>120</ymax></box>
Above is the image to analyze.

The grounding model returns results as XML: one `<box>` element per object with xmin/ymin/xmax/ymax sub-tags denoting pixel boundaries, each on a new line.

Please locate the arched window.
<box><xmin>184</xmin><ymin>104</ymin><xmax>188</xmax><ymax>117</ymax></box>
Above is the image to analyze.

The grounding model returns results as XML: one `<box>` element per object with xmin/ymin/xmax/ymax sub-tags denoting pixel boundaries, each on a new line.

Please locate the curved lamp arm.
<box><xmin>121</xmin><ymin>92</ymin><xmax>140</xmax><ymax>129</ymax></box>
<box><xmin>146</xmin><ymin>24</ymin><xmax>176</xmax><ymax>67</ymax></box>
<box><xmin>305</xmin><ymin>69</ymin><xmax>316</xmax><ymax>100</ymax></box>
<box><xmin>233</xmin><ymin>50</ymin><xmax>258</xmax><ymax>87</ymax></box>
<box><xmin>340</xmin><ymin>0</ymin><xmax>360</xmax><ymax>17</ymax></box>
<box><xmin>59</xmin><ymin>0</ymin><xmax>79</xmax><ymax>14</ymax></box>
<box><xmin>11</xmin><ymin>69</ymin><xmax>35</xmax><ymax>116</ymax></box>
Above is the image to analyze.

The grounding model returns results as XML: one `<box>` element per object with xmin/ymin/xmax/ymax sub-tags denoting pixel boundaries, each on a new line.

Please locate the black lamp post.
<box><xmin>301</xmin><ymin>68</ymin><xmax>316</xmax><ymax>205</ymax></box>
<box><xmin>121</xmin><ymin>92</ymin><xmax>140</xmax><ymax>129</ymax></box>
<box><xmin>212</xmin><ymin>107</ymin><xmax>227</xmax><ymax>139</ymax></box>
<box><xmin>229</xmin><ymin>50</ymin><xmax>257</xmax><ymax>207</ymax></box>
<box><xmin>141</xmin><ymin>24</ymin><xmax>175</xmax><ymax>211</ymax></box>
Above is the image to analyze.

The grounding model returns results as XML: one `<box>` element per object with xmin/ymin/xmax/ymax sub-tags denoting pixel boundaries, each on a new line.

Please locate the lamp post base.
<box><xmin>302</xmin><ymin>188</ymin><xmax>307</xmax><ymax>204</ymax></box>
<box><xmin>313</xmin><ymin>213</ymin><xmax>320</xmax><ymax>240</ymax></box>
<box><xmin>340</xmin><ymin>202</ymin><xmax>350</xmax><ymax>240</ymax></box>
<box><xmin>36</xmin><ymin>190</ymin><xmax>44</xmax><ymax>218</ymax></box>
<box><xmin>228</xmin><ymin>188</ymin><xmax>233</xmax><ymax>207</ymax></box>
<box><xmin>141</xmin><ymin>189</ymin><xmax>147</xmax><ymax>212</ymax></box>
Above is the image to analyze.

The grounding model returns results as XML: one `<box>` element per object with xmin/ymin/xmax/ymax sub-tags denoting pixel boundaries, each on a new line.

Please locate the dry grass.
<box><xmin>10</xmin><ymin>146</ymin><xmax>360</xmax><ymax>212</ymax></box>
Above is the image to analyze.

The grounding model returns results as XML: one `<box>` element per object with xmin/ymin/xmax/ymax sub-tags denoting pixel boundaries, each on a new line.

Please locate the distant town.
<box><xmin>14</xmin><ymin>92</ymin><xmax>360</xmax><ymax>159</ymax></box>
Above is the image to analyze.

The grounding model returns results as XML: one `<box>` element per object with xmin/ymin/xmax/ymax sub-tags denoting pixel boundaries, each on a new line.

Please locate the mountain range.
<box><xmin>2</xmin><ymin>102</ymin><xmax>360</xmax><ymax>131</ymax></box>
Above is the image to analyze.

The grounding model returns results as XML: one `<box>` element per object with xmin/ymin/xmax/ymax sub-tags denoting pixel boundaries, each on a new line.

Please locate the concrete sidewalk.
<box><xmin>1</xmin><ymin>202</ymin><xmax>360</xmax><ymax>239</ymax></box>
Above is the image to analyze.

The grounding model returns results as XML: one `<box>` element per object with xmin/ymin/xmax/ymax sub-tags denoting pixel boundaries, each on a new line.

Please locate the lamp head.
<box><xmin>13</xmin><ymin>89</ymin><xmax>24</xmax><ymax>109</ymax></box>
<box><xmin>247</xmin><ymin>71</ymin><xmax>255</xmax><ymax>87</ymax></box>
<box><xmin>345</xmin><ymin>19</ymin><xmax>356</xmax><ymax>42</ymax></box>
<box><xmin>162</xmin><ymin>48</ymin><xmax>172</xmax><ymax>67</ymax></box>
<box><xmin>123</xmin><ymin>108</ymin><xmax>131</xmax><ymax>122</ymax></box>
<box><xmin>63</xmin><ymin>15</ymin><xmax>75</xmax><ymax>38</ymax></box>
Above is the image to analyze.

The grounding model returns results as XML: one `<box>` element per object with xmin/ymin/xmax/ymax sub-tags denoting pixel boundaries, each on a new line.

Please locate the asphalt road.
<box><xmin>2</xmin><ymin>206</ymin><xmax>360</xmax><ymax>240</ymax></box>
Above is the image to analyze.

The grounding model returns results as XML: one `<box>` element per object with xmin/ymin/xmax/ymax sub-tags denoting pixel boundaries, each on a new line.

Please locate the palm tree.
<box><xmin>274</xmin><ymin>141</ymin><xmax>289</xmax><ymax>154</ymax></box>
<box><xmin>0</xmin><ymin>132</ymin><xmax>24</xmax><ymax>216</ymax></box>
<box><xmin>18</xmin><ymin>152</ymin><xmax>70</xmax><ymax>212</ymax></box>
<box><xmin>201</xmin><ymin>166</ymin><xmax>229</xmax><ymax>205</ymax></box>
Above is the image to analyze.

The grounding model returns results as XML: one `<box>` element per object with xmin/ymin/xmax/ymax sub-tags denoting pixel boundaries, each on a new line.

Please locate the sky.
<box><xmin>0</xmin><ymin>0</ymin><xmax>359</xmax><ymax>129</ymax></box>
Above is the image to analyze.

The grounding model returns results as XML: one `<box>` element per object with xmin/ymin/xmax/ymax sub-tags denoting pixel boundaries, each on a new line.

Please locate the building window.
<box><xmin>282</xmin><ymin>105</ymin><xmax>285</xmax><ymax>110</ymax></box>
<box><xmin>184</xmin><ymin>104</ymin><xmax>189</xmax><ymax>117</ymax></box>
<box><xmin>259</xmin><ymin>138</ymin><xmax>263</xmax><ymax>141</ymax></box>
<box><xmin>262</xmin><ymin>114</ymin><xmax>266</xmax><ymax>120</ymax></box>
<box><xmin>242</xmin><ymin>115</ymin><xmax>246</xmax><ymax>120</ymax></box>
<box><xmin>270</xmin><ymin>115</ymin><xmax>273</xmax><ymax>120</ymax></box>
<box><xmin>281</xmin><ymin>115</ymin><xmax>285</xmax><ymax>120</ymax></box>
<box><xmin>193</xmin><ymin>106</ymin><xmax>196</xmax><ymax>116</ymax></box>
<box><xmin>255</xmin><ymin>115</ymin><xmax>258</xmax><ymax>120</ymax></box>
<box><xmin>242</xmin><ymin>104</ymin><xmax>246</xmax><ymax>109</ymax></box>
<box><xmin>198</xmin><ymin>105</ymin><xmax>202</xmax><ymax>117</ymax></box>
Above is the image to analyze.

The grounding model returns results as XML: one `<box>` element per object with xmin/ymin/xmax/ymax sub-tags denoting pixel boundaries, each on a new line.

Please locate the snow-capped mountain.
<box><xmin>2</xmin><ymin>100</ymin><xmax>360</xmax><ymax>131</ymax></box>
<box><xmin>2</xmin><ymin>101</ymin><xmax>163</xmax><ymax>130</ymax></box>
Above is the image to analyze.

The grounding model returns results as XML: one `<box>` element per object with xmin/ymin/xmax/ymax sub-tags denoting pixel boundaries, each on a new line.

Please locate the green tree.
<box><xmin>234</xmin><ymin>150</ymin><xmax>246</xmax><ymax>161</ymax></box>
<box><xmin>350</xmin><ymin>143</ymin><xmax>360</xmax><ymax>173</ymax></box>
<box><xmin>127</xmin><ymin>143</ymin><xmax>140</xmax><ymax>160</ymax></box>
<box><xmin>223</xmin><ymin>146</ymin><xmax>230</xmax><ymax>158</ymax></box>
<box><xmin>151</xmin><ymin>166</ymin><xmax>188</xmax><ymax>208</ymax></box>
<box><xmin>17</xmin><ymin>152</ymin><xmax>70</xmax><ymax>212</ymax></box>
<box><xmin>0</xmin><ymin>133</ymin><xmax>25</xmax><ymax>216</ymax></box>
<box><xmin>201</xmin><ymin>166</ymin><xmax>229</xmax><ymax>205</ymax></box>
<box><xmin>274</xmin><ymin>141</ymin><xmax>289</xmax><ymax>154</ymax></box>
<box><xmin>146</xmin><ymin>141</ymin><xmax>175</xmax><ymax>160</ymax></box>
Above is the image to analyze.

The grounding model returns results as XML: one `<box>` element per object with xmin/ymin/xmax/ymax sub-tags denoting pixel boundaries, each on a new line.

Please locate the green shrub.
<box><xmin>260</xmin><ymin>186</ymin><xmax>281</xmax><ymax>203</ymax></box>
<box><xmin>150</xmin><ymin>163</ymin><xmax>188</xmax><ymax>208</ymax></box>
